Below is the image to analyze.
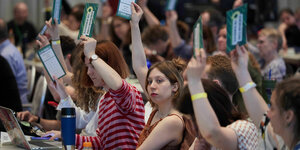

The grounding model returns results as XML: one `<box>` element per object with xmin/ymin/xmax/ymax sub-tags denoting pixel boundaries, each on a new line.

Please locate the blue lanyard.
<box><xmin>294</xmin><ymin>143</ymin><xmax>300</xmax><ymax>150</ymax></box>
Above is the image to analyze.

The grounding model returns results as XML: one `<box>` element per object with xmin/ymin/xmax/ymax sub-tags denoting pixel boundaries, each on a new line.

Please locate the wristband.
<box><xmin>191</xmin><ymin>92</ymin><xmax>207</xmax><ymax>101</ymax></box>
<box><xmin>239</xmin><ymin>82</ymin><xmax>256</xmax><ymax>93</ymax></box>
<box><xmin>52</xmin><ymin>40</ymin><xmax>61</xmax><ymax>45</ymax></box>
<box><xmin>36</xmin><ymin>116</ymin><xmax>40</xmax><ymax>124</ymax></box>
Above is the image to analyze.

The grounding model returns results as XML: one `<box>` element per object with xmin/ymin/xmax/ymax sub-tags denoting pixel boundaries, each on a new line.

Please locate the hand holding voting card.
<box><xmin>226</xmin><ymin>4</ymin><xmax>247</xmax><ymax>53</ymax></box>
<box><xmin>38</xmin><ymin>45</ymin><xmax>66</xmax><ymax>81</ymax></box>
<box><xmin>116</xmin><ymin>0</ymin><xmax>136</xmax><ymax>20</ymax></box>
<box><xmin>165</xmin><ymin>0</ymin><xmax>178</xmax><ymax>11</ymax></box>
<box><xmin>193</xmin><ymin>16</ymin><xmax>204</xmax><ymax>57</ymax></box>
<box><xmin>52</xmin><ymin>0</ymin><xmax>62</xmax><ymax>24</ymax></box>
<box><xmin>78</xmin><ymin>3</ymin><xmax>99</xmax><ymax>39</ymax></box>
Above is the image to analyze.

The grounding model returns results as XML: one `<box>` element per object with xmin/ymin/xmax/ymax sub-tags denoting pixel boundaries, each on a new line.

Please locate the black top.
<box><xmin>7</xmin><ymin>20</ymin><xmax>37</xmax><ymax>47</ymax></box>
<box><xmin>285</xmin><ymin>25</ymin><xmax>300</xmax><ymax>47</ymax></box>
<box><xmin>0</xmin><ymin>55</ymin><xmax>22</xmax><ymax>112</ymax></box>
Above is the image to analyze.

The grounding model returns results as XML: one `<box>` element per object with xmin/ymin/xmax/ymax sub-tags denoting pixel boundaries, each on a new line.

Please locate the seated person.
<box><xmin>257</xmin><ymin>28</ymin><xmax>286</xmax><ymax>81</ymax></box>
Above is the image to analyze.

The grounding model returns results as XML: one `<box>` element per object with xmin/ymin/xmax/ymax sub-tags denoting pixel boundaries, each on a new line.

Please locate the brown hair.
<box><xmin>177</xmin><ymin>20</ymin><xmax>190</xmax><ymax>42</ymax></box>
<box><xmin>142</xmin><ymin>25</ymin><xmax>169</xmax><ymax>46</ymax></box>
<box><xmin>176</xmin><ymin>79</ymin><xmax>243</xmax><ymax>127</ymax></box>
<box><xmin>206</xmin><ymin>55</ymin><xmax>238</xmax><ymax>95</ymax></box>
<box><xmin>80</xmin><ymin>40</ymin><xmax>130</xmax><ymax>87</ymax></box>
<box><xmin>203</xmin><ymin>25</ymin><xmax>217</xmax><ymax>54</ymax></box>
<box><xmin>145</xmin><ymin>58</ymin><xmax>186</xmax><ymax>107</ymax></box>
<box><xmin>274</xmin><ymin>77</ymin><xmax>300</xmax><ymax>148</ymax></box>
<box><xmin>110</xmin><ymin>16</ymin><xmax>131</xmax><ymax>47</ymax></box>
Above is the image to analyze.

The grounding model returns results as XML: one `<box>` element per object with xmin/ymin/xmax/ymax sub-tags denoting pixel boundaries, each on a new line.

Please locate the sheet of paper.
<box><xmin>78</xmin><ymin>3</ymin><xmax>99</xmax><ymax>39</ymax></box>
<box><xmin>52</xmin><ymin>0</ymin><xmax>62</xmax><ymax>24</ymax></box>
<box><xmin>116</xmin><ymin>0</ymin><xmax>136</xmax><ymax>20</ymax></box>
<box><xmin>165</xmin><ymin>0</ymin><xmax>177</xmax><ymax>11</ymax></box>
<box><xmin>193</xmin><ymin>16</ymin><xmax>204</xmax><ymax>57</ymax></box>
<box><xmin>37</xmin><ymin>45</ymin><xmax>66</xmax><ymax>81</ymax></box>
<box><xmin>226</xmin><ymin>4</ymin><xmax>247</xmax><ymax>53</ymax></box>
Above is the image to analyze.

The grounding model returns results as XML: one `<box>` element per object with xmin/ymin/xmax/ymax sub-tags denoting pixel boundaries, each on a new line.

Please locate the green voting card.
<box><xmin>193</xmin><ymin>16</ymin><xmax>204</xmax><ymax>57</ymax></box>
<box><xmin>165</xmin><ymin>0</ymin><xmax>178</xmax><ymax>11</ymax></box>
<box><xmin>51</xmin><ymin>0</ymin><xmax>62</xmax><ymax>24</ymax></box>
<box><xmin>116</xmin><ymin>0</ymin><xmax>136</xmax><ymax>20</ymax></box>
<box><xmin>78</xmin><ymin>3</ymin><xmax>99</xmax><ymax>39</ymax></box>
<box><xmin>226</xmin><ymin>4</ymin><xmax>247</xmax><ymax>53</ymax></box>
<box><xmin>37</xmin><ymin>45</ymin><xmax>66</xmax><ymax>81</ymax></box>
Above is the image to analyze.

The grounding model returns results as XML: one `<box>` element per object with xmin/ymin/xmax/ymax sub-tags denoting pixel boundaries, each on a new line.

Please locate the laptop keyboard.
<box><xmin>29</xmin><ymin>140</ymin><xmax>60</xmax><ymax>148</ymax></box>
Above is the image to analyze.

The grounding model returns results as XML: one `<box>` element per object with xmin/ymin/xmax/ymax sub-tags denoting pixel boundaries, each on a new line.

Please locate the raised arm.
<box><xmin>44</xmin><ymin>18</ymin><xmax>73</xmax><ymax>85</ymax></box>
<box><xmin>138</xmin><ymin>0</ymin><xmax>160</xmax><ymax>26</ymax></box>
<box><xmin>130</xmin><ymin>3</ymin><xmax>148</xmax><ymax>92</ymax></box>
<box><xmin>187</xmin><ymin>49</ymin><xmax>238</xmax><ymax>149</ymax></box>
<box><xmin>166</xmin><ymin>10</ymin><xmax>182</xmax><ymax>48</ymax></box>
<box><xmin>81</xmin><ymin>36</ymin><xmax>123</xmax><ymax>91</ymax></box>
<box><xmin>230</xmin><ymin>45</ymin><xmax>269</xmax><ymax>128</ymax></box>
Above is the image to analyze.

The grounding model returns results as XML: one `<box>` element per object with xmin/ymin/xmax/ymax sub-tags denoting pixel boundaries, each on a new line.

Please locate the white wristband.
<box><xmin>239</xmin><ymin>82</ymin><xmax>256</xmax><ymax>93</ymax></box>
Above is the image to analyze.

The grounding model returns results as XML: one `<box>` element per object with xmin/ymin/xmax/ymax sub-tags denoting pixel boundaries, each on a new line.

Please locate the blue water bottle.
<box><xmin>61</xmin><ymin>107</ymin><xmax>76</xmax><ymax>150</ymax></box>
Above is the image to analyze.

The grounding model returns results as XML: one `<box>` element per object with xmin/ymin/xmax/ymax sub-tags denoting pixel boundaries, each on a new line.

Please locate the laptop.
<box><xmin>0</xmin><ymin>106</ymin><xmax>62</xmax><ymax>150</ymax></box>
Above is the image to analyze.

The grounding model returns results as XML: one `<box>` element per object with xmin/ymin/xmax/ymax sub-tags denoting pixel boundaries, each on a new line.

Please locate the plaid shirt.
<box><xmin>227</xmin><ymin>120</ymin><xmax>259</xmax><ymax>150</ymax></box>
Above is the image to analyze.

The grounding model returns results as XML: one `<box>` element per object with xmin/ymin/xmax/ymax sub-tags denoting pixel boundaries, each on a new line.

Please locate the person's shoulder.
<box><xmin>161</xmin><ymin>113</ymin><xmax>184</xmax><ymax>130</ymax></box>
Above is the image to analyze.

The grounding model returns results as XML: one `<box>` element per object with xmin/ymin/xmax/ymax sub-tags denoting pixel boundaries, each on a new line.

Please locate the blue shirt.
<box><xmin>0</xmin><ymin>39</ymin><xmax>28</xmax><ymax>104</ymax></box>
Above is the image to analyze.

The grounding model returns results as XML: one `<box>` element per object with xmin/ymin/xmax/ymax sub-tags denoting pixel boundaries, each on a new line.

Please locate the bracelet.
<box><xmin>239</xmin><ymin>82</ymin><xmax>256</xmax><ymax>93</ymax></box>
<box><xmin>191</xmin><ymin>92</ymin><xmax>207</xmax><ymax>101</ymax></box>
<box><xmin>36</xmin><ymin>116</ymin><xmax>40</xmax><ymax>124</ymax></box>
<box><xmin>52</xmin><ymin>40</ymin><xmax>61</xmax><ymax>45</ymax></box>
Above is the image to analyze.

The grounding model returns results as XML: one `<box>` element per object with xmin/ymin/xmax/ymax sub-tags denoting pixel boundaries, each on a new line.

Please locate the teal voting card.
<box><xmin>116</xmin><ymin>0</ymin><xmax>136</xmax><ymax>20</ymax></box>
<box><xmin>226</xmin><ymin>4</ymin><xmax>247</xmax><ymax>53</ymax></box>
<box><xmin>193</xmin><ymin>16</ymin><xmax>204</xmax><ymax>57</ymax></box>
<box><xmin>78</xmin><ymin>3</ymin><xmax>99</xmax><ymax>39</ymax></box>
<box><xmin>51</xmin><ymin>0</ymin><xmax>62</xmax><ymax>24</ymax></box>
<box><xmin>165</xmin><ymin>0</ymin><xmax>178</xmax><ymax>11</ymax></box>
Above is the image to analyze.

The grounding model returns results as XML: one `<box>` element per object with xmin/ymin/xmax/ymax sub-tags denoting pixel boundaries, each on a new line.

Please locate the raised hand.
<box><xmin>45</xmin><ymin>18</ymin><xmax>60</xmax><ymax>40</ymax></box>
<box><xmin>230</xmin><ymin>45</ymin><xmax>249</xmax><ymax>74</ymax></box>
<box><xmin>36</xmin><ymin>34</ymin><xmax>50</xmax><ymax>49</ymax></box>
<box><xmin>49</xmin><ymin>76</ymin><xmax>68</xmax><ymax>100</ymax></box>
<box><xmin>137</xmin><ymin>0</ymin><xmax>148</xmax><ymax>9</ymax></box>
<box><xmin>80</xmin><ymin>35</ymin><xmax>97</xmax><ymax>58</ymax></box>
<box><xmin>186</xmin><ymin>49</ymin><xmax>206</xmax><ymax>80</ymax></box>
<box><xmin>166</xmin><ymin>10</ymin><xmax>178</xmax><ymax>24</ymax></box>
<box><xmin>131</xmin><ymin>2</ymin><xmax>144</xmax><ymax>25</ymax></box>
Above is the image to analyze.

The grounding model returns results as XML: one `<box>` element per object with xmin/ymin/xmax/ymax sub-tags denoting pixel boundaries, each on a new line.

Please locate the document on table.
<box><xmin>37</xmin><ymin>45</ymin><xmax>66</xmax><ymax>81</ymax></box>
<box><xmin>116</xmin><ymin>0</ymin><xmax>136</xmax><ymax>20</ymax></box>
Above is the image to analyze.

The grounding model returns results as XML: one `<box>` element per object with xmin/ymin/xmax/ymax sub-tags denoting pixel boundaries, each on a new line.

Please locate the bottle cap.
<box><xmin>61</xmin><ymin>107</ymin><xmax>75</xmax><ymax>116</ymax></box>
<box><xmin>83</xmin><ymin>142</ymin><xmax>92</xmax><ymax>147</ymax></box>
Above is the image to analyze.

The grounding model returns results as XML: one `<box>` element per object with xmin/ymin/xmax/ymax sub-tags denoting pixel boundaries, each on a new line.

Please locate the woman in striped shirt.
<box><xmin>38</xmin><ymin>18</ymin><xmax>145</xmax><ymax>149</ymax></box>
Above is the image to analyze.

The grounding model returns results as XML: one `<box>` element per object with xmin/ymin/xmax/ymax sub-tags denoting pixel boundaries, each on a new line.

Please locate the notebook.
<box><xmin>0</xmin><ymin>106</ymin><xmax>62</xmax><ymax>150</ymax></box>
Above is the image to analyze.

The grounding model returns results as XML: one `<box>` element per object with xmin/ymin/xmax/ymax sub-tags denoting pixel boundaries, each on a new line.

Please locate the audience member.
<box><xmin>185</xmin><ymin>48</ymin><xmax>259</xmax><ymax>149</ymax></box>
<box><xmin>230</xmin><ymin>45</ymin><xmax>300</xmax><ymax>150</ymax></box>
<box><xmin>0</xmin><ymin>18</ymin><xmax>28</xmax><ymax>105</ymax></box>
<box><xmin>0</xmin><ymin>55</ymin><xmax>23</xmax><ymax>132</ymax></box>
<box><xmin>257</xmin><ymin>28</ymin><xmax>286</xmax><ymax>81</ymax></box>
<box><xmin>7</xmin><ymin>2</ymin><xmax>37</xmax><ymax>57</ymax></box>
<box><xmin>279</xmin><ymin>8</ymin><xmax>300</xmax><ymax>49</ymax></box>
<box><xmin>37</xmin><ymin>18</ymin><xmax>144</xmax><ymax>149</ymax></box>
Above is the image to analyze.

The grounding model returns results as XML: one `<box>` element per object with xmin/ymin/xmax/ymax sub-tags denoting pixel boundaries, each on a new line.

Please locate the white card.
<box><xmin>116</xmin><ymin>0</ymin><xmax>136</xmax><ymax>20</ymax></box>
<box><xmin>38</xmin><ymin>45</ymin><xmax>66</xmax><ymax>81</ymax></box>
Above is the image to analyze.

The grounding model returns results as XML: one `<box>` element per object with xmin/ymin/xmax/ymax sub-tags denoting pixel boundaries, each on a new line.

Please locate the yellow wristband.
<box><xmin>239</xmin><ymin>82</ymin><xmax>256</xmax><ymax>93</ymax></box>
<box><xmin>191</xmin><ymin>92</ymin><xmax>207</xmax><ymax>101</ymax></box>
<box><xmin>52</xmin><ymin>40</ymin><xmax>61</xmax><ymax>45</ymax></box>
